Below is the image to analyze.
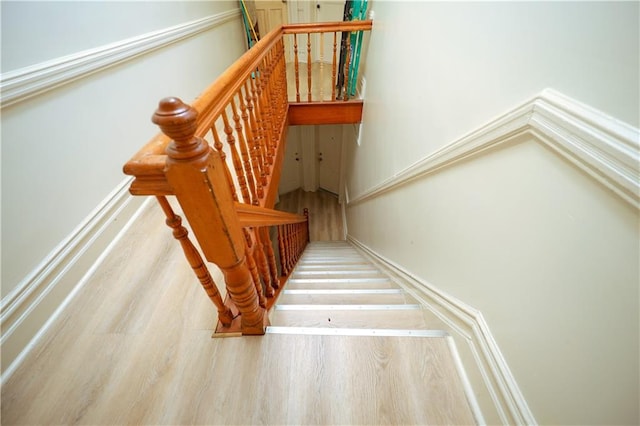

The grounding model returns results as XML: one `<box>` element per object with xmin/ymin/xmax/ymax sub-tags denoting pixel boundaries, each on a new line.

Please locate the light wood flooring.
<box><xmin>2</xmin><ymin>194</ymin><xmax>476</xmax><ymax>425</ymax></box>
<box><xmin>276</xmin><ymin>188</ymin><xmax>344</xmax><ymax>241</ymax></box>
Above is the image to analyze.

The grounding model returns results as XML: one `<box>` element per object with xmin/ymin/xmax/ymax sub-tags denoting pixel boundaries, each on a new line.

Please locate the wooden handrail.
<box><xmin>236</xmin><ymin>202</ymin><xmax>307</xmax><ymax>227</ymax></box>
<box><xmin>282</xmin><ymin>20</ymin><xmax>373</xmax><ymax>34</ymax></box>
<box><xmin>192</xmin><ymin>26</ymin><xmax>283</xmax><ymax>136</ymax></box>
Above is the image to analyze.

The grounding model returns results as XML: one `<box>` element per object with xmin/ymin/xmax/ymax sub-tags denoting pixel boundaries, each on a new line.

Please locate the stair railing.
<box><xmin>283</xmin><ymin>21</ymin><xmax>373</xmax><ymax>102</ymax></box>
<box><xmin>123</xmin><ymin>21</ymin><xmax>371</xmax><ymax>335</ymax></box>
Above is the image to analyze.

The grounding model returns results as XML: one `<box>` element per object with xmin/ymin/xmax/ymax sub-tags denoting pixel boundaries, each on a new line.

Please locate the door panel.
<box><xmin>314</xmin><ymin>0</ymin><xmax>345</xmax><ymax>63</ymax></box>
<box><xmin>255</xmin><ymin>0</ymin><xmax>288</xmax><ymax>35</ymax></box>
<box><xmin>279</xmin><ymin>127</ymin><xmax>302</xmax><ymax>195</ymax></box>
<box><xmin>318</xmin><ymin>124</ymin><xmax>342</xmax><ymax>194</ymax></box>
<box><xmin>255</xmin><ymin>1</ymin><xmax>290</xmax><ymax>60</ymax></box>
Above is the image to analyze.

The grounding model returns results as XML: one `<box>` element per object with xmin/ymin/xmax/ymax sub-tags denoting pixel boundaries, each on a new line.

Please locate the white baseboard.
<box><xmin>348</xmin><ymin>235</ymin><xmax>537</xmax><ymax>426</ymax></box>
<box><xmin>0</xmin><ymin>178</ymin><xmax>150</xmax><ymax>382</ymax></box>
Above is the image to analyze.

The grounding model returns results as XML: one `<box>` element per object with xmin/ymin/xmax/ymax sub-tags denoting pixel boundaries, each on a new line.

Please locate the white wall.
<box><xmin>1</xmin><ymin>1</ymin><xmax>239</xmax><ymax>71</ymax></box>
<box><xmin>350</xmin><ymin>1</ymin><xmax>639</xmax><ymax>199</ymax></box>
<box><xmin>0</xmin><ymin>1</ymin><xmax>247</xmax><ymax>375</ymax></box>
<box><xmin>1</xmin><ymin>1</ymin><xmax>245</xmax><ymax>296</ymax></box>
<box><xmin>347</xmin><ymin>2</ymin><xmax>639</xmax><ymax>424</ymax></box>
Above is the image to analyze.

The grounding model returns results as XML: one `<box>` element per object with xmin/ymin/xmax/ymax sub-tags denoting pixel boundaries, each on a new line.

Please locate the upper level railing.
<box><xmin>123</xmin><ymin>20</ymin><xmax>372</xmax><ymax>335</ymax></box>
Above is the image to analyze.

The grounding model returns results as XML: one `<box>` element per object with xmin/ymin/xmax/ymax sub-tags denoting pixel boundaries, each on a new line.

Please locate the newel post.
<box><xmin>153</xmin><ymin>97</ymin><xmax>265</xmax><ymax>335</ymax></box>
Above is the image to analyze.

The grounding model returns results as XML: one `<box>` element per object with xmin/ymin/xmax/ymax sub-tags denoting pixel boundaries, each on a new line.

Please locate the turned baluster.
<box><xmin>343</xmin><ymin>36</ymin><xmax>351</xmax><ymax>101</ymax></box>
<box><xmin>285</xmin><ymin>224</ymin><xmax>293</xmax><ymax>275</ymax></box>
<box><xmin>319</xmin><ymin>32</ymin><xmax>324</xmax><ymax>100</ymax></box>
<box><xmin>283</xmin><ymin>224</ymin><xmax>292</xmax><ymax>273</ymax></box>
<box><xmin>255</xmin><ymin>62</ymin><xmax>275</xmax><ymax>165</ymax></box>
<box><xmin>245</xmin><ymin>81</ymin><xmax>269</xmax><ymax>184</ymax></box>
<box><xmin>156</xmin><ymin>196</ymin><xmax>234</xmax><ymax>326</ymax></box>
<box><xmin>332</xmin><ymin>32</ymin><xmax>338</xmax><ymax>100</ymax></box>
<box><xmin>273</xmin><ymin>43</ymin><xmax>286</xmax><ymax>123</ymax></box>
<box><xmin>154</xmin><ymin>97</ymin><xmax>264</xmax><ymax>335</ymax></box>
<box><xmin>294</xmin><ymin>34</ymin><xmax>300</xmax><ymax>102</ymax></box>
<box><xmin>249</xmin><ymin>78</ymin><xmax>270</xmax><ymax>176</ymax></box>
<box><xmin>243</xmin><ymin>229</ymin><xmax>266</xmax><ymax>308</ymax></box>
<box><xmin>260</xmin><ymin>227</ymin><xmax>280</xmax><ymax>289</ymax></box>
<box><xmin>289</xmin><ymin>224</ymin><xmax>295</xmax><ymax>268</ymax></box>
<box><xmin>294</xmin><ymin>224</ymin><xmax>300</xmax><ymax>262</ymax></box>
<box><xmin>296</xmin><ymin>223</ymin><xmax>302</xmax><ymax>262</ymax></box>
<box><xmin>298</xmin><ymin>222</ymin><xmax>305</xmax><ymax>257</ymax></box>
<box><xmin>252</xmin><ymin>227</ymin><xmax>274</xmax><ymax>297</ymax></box>
<box><xmin>278</xmin><ymin>39</ymin><xmax>288</xmax><ymax>115</ymax></box>
<box><xmin>265</xmin><ymin>49</ymin><xmax>278</xmax><ymax>141</ymax></box>
<box><xmin>211</xmin><ymin>126</ymin><xmax>239</xmax><ymax>202</ymax></box>
<box><xmin>263</xmin><ymin>54</ymin><xmax>277</xmax><ymax>157</ymax></box>
<box><xmin>230</xmin><ymin>98</ymin><xmax>258</xmax><ymax>205</ymax></box>
<box><xmin>238</xmin><ymin>85</ymin><xmax>264</xmax><ymax>200</ymax></box>
<box><xmin>303</xmin><ymin>208</ymin><xmax>310</xmax><ymax>243</ymax></box>
<box><xmin>265</xmin><ymin>49</ymin><xmax>279</xmax><ymax>134</ymax></box>
<box><xmin>307</xmin><ymin>32</ymin><xmax>312</xmax><ymax>102</ymax></box>
<box><xmin>282</xmin><ymin>224</ymin><xmax>289</xmax><ymax>273</ymax></box>
<box><xmin>222</xmin><ymin>110</ymin><xmax>252</xmax><ymax>204</ymax></box>
<box><xmin>277</xmin><ymin>225</ymin><xmax>288</xmax><ymax>275</ymax></box>
<box><xmin>293</xmin><ymin>223</ymin><xmax>300</xmax><ymax>266</ymax></box>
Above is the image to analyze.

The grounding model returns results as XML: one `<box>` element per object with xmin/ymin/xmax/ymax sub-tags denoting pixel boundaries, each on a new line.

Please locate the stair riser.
<box><xmin>288</xmin><ymin>278</ymin><xmax>393</xmax><ymax>285</ymax></box>
<box><xmin>291</xmin><ymin>271</ymin><xmax>386</xmax><ymax>279</ymax></box>
<box><xmin>270</xmin><ymin>309</ymin><xmax>429</xmax><ymax>329</ymax></box>
<box><xmin>286</xmin><ymin>281</ymin><xmax>397</xmax><ymax>290</ymax></box>
<box><xmin>278</xmin><ymin>293</ymin><xmax>409</xmax><ymax>305</ymax></box>
<box><xmin>294</xmin><ymin>265</ymin><xmax>379</xmax><ymax>271</ymax></box>
<box><xmin>298</xmin><ymin>259</ymin><xmax>368</xmax><ymax>264</ymax></box>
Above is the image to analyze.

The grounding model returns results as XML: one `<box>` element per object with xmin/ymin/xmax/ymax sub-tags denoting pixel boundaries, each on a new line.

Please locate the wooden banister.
<box><xmin>282</xmin><ymin>20</ymin><xmax>373</xmax><ymax>34</ymax></box>
<box><xmin>122</xmin><ymin>19</ymin><xmax>372</xmax><ymax>335</ymax></box>
<box><xmin>236</xmin><ymin>202</ymin><xmax>307</xmax><ymax>227</ymax></box>
<box><xmin>154</xmin><ymin>97</ymin><xmax>265</xmax><ymax>335</ymax></box>
<box><xmin>192</xmin><ymin>27</ymin><xmax>283</xmax><ymax>135</ymax></box>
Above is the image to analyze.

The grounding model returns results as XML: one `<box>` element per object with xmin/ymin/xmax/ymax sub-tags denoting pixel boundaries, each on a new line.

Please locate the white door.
<box><xmin>255</xmin><ymin>0</ymin><xmax>288</xmax><ymax>37</ymax></box>
<box><xmin>255</xmin><ymin>0</ymin><xmax>293</xmax><ymax>63</ymax></box>
<box><xmin>314</xmin><ymin>1</ymin><xmax>345</xmax><ymax>64</ymax></box>
<box><xmin>317</xmin><ymin>124</ymin><xmax>342</xmax><ymax>194</ymax></box>
<box><xmin>286</xmin><ymin>1</ymin><xmax>345</xmax><ymax>64</ymax></box>
<box><xmin>279</xmin><ymin>127</ymin><xmax>302</xmax><ymax>195</ymax></box>
<box><xmin>315</xmin><ymin>0</ymin><xmax>345</xmax><ymax>23</ymax></box>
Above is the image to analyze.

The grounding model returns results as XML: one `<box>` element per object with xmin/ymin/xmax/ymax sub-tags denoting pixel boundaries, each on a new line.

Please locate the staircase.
<box><xmin>269</xmin><ymin>241</ymin><xmax>439</xmax><ymax>333</ymax></box>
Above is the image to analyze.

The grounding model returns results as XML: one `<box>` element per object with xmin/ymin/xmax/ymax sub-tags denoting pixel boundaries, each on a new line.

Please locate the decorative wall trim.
<box><xmin>348</xmin><ymin>89</ymin><xmax>640</xmax><ymax>209</ymax></box>
<box><xmin>0</xmin><ymin>9</ymin><xmax>241</xmax><ymax>108</ymax></box>
<box><xmin>348</xmin><ymin>235</ymin><xmax>537</xmax><ymax>426</ymax></box>
<box><xmin>0</xmin><ymin>178</ymin><xmax>149</xmax><ymax>382</ymax></box>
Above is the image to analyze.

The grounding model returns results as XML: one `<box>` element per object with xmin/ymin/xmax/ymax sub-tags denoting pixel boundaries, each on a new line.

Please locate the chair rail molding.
<box><xmin>348</xmin><ymin>89</ymin><xmax>640</xmax><ymax>209</ymax></box>
<box><xmin>348</xmin><ymin>235</ymin><xmax>537</xmax><ymax>426</ymax></box>
<box><xmin>0</xmin><ymin>9</ymin><xmax>241</xmax><ymax>108</ymax></box>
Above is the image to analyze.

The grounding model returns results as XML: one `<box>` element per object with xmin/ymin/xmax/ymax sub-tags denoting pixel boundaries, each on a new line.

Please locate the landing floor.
<box><xmin>277</xmin><ymin>188</ymin><xmax>344</xmax><ymax>241</ymax></box>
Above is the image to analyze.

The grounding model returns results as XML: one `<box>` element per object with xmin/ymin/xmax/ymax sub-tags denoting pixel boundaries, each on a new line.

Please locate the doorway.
<box><xmin>255</xmin><ymin>0</ymin><xmax>288</xmax><ymax>36</ymax></box>
<box><xmin>279</xmin><ymin>124</ymin><xmax>345</xmax><ymax>197</ymax></box>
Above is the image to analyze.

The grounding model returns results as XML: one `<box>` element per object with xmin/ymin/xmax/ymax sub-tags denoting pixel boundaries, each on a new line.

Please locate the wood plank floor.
<box><xmin>277</xmin><ymin>188</ymin><xmax>344</xmax><ymax>241</ymax></box>
<box><xmin>1</xmin><ymin>197</ymin><xmax>476</xmax><ymax>425</ymax></box>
